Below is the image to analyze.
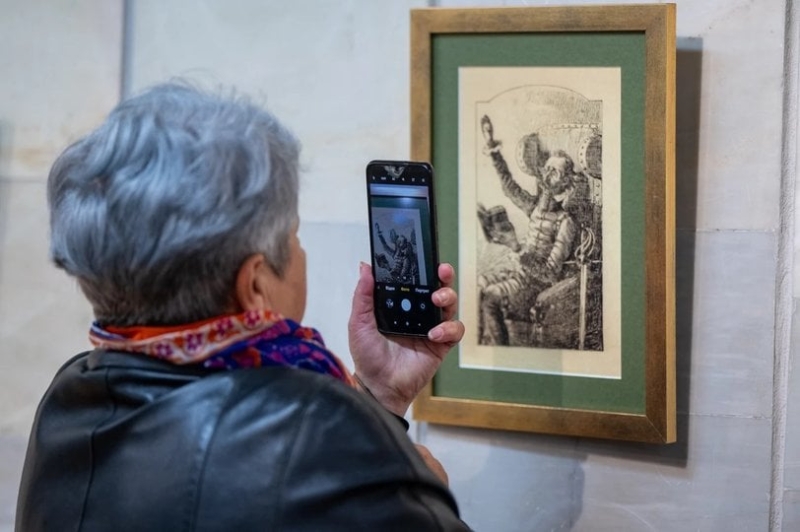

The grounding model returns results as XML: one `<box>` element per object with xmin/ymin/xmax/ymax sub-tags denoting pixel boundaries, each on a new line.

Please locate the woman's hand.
<box><xmin>348</xmin><ymin>262</ymin><xmax>465</xmax><ymax>417</ymax></box>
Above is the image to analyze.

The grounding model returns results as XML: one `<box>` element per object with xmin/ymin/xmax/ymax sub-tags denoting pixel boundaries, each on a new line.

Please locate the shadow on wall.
<box><xmin>673</xmin><ymin>36</ymin><xmax>703</xmax><ymax>459</ymax></box>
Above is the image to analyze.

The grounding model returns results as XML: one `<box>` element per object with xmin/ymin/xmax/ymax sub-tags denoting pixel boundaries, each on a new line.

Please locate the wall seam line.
<box><xmin>120</xmin><ymin>0</ymin><xmax>133</xmax><ymax>101</ymax></box>
<box><xmin>770</xmin><ymin>0</ymin><xmax>798</xmax><ymax>530</ymax></box>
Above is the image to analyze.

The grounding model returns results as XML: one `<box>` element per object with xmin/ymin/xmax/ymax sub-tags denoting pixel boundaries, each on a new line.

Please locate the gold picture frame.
<box><xmin>411</xmin><ymin>4</ymin><xmax>676</xmax><ymax>443</ymax></box>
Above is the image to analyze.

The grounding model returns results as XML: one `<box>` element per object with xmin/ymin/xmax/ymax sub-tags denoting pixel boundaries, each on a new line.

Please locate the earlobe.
<box><xmin>234</xmin><ymin>254</ymin><xmax>274</xmax><ymax>311</ymax></box>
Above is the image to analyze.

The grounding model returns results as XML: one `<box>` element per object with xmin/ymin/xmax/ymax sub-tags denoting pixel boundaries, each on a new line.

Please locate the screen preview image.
<box><xmin>368</xmin><ymin>179</ymin><xmax>437</xmax><ymax>332</ymax></box>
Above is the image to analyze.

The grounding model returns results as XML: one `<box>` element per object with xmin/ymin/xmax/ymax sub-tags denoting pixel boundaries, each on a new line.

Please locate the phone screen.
<box><xmin>366</xmin><ymin>160</ymin><xmax>442</xmax><ymax>337</ymax></box>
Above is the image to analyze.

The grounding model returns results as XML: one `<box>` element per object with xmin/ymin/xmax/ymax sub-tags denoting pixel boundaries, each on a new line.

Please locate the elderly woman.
<box><xmin>16</xmin><ymin>83</ymin><xmax>468</xmax><ymax>531</ymax></box>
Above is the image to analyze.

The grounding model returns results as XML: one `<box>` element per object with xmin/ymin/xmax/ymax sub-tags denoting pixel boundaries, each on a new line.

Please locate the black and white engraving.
<box><xmin>475</xmin><ymin>86</ymin><xmax>604</xmax><ymax>352</ymax></box>
<box><xmin>371</xmin><ymin>209</ymin><xmax>427</xmax><ymax>285</ymax></box>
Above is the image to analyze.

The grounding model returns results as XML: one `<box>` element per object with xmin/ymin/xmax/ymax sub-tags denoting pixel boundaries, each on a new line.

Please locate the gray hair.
<box><xmin>48</xmin><ymin>82</ymin><xmax>301</xmax><ymax>326</ymax></box>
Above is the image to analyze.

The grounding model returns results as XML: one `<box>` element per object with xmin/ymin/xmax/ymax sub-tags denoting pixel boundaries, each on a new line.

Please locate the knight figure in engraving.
<box><xmin>477</xmin><ymin>114</ymin><xmax>593</xmax><ymax>347</ymax></box>
<box><xmin>374</xmin><ymin>223</ymin><xmax>420</xmax><ymax>285</ymax></box>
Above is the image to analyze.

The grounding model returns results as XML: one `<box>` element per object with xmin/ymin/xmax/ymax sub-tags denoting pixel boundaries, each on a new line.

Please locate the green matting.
<box><xmin>431</xmin><ymin>32</ymin><xmax>646</xmax><ymax>413</ymax></box>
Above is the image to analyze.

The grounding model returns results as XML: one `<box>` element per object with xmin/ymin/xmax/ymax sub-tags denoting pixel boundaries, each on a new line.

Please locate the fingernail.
<box><xmin>428</xmin><ymin>328</ymin><xmax>443</xmax><ymax>341</ymax></box>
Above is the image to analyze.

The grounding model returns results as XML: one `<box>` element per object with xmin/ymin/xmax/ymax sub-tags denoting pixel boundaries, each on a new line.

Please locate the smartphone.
<box><xmin>366</xmin><ymin>160</ymin><xmax>442</xmax><ymax>337</ymax></box>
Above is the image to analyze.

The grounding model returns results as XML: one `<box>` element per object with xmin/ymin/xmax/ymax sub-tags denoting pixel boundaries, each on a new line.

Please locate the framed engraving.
<box><xmin>411</xmin><ymin>4</ymin><xmax>676</xmax><ymax>443</ymax></box>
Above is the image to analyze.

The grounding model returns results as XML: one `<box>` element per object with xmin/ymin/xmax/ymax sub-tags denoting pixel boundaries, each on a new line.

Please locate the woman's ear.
<box><xmin>234</xmin><ymin>254</ymin><xmax>276</xmax><ymax>311</ymax></box>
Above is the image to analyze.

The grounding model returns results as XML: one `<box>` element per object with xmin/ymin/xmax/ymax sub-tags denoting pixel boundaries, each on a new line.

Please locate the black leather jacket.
<box><xmin>16</xmin><ymin>350</ymin><xmax>469</xmax><ymax>531</ymax></box>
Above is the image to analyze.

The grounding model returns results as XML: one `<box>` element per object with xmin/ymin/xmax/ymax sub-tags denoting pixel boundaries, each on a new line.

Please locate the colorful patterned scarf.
<box><xmin>88</xmin><ymin>309</ymin><xmax>356</xmax><ymax>387</ymax></box>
